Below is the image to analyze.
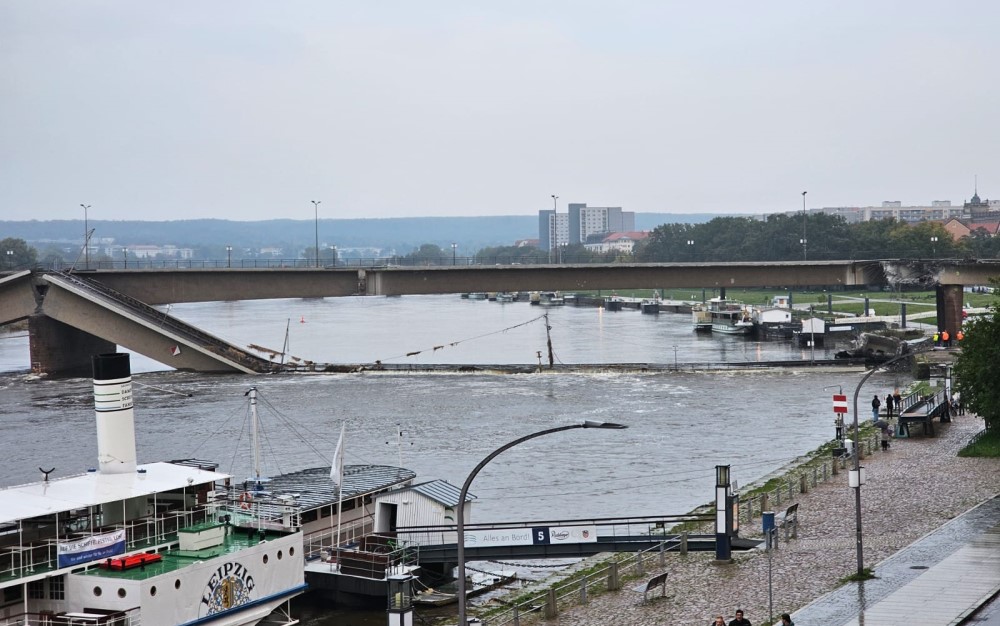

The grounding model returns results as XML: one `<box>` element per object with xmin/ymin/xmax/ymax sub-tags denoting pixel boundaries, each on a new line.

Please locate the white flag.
<box><xmin>330</xmin><ymin>423</ymin><xmax>345</xmax><ymax>485</ymax></box>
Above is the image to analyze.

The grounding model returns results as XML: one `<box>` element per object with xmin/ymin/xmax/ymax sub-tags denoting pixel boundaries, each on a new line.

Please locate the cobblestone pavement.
<box><xmin>513</xmin><ymin>414</ymin><xmax>999</xmax><ymax>626</ymax></box>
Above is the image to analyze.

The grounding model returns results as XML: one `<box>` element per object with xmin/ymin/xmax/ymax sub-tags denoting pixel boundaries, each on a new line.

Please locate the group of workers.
<box><xmin>932</xmin><ymin>329</ymin><xmax>964</xmax><ymax>347</ymax></box>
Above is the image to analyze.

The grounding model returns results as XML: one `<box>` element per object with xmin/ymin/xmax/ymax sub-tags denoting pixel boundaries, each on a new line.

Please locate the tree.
<box><xmin>0</xmin><ymin>237</ymin><xmax>37</xmax><ymax>270</ymax></box>
<box><xmin>953</xmin><ymin>282</ymin><xmax>1000</xmax><ymax>432</ymax></box>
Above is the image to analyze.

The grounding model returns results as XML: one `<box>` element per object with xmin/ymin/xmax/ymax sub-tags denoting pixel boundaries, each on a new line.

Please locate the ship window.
<box><xmin>262</xmin><ymin>554</ymin><xmax>269</xmax><ymax>565</ymax></box>
<box><xmin>150</xmin><ymin>586</ymin><xmax>157</xmax><ymax>597</ymax></box>
<box><xmin>49</xmin><ymin>576</ymin><xmax>65</xmax><ymax>600</ymax></box>
<box><xmin>2</xmin><ymin>585</ymin><xmax>23</xmax><ymax>606</ymax></box>
<box><xmin>175</xmin><ymin>579</ymin><xmax>181</xmax><ymax>590</ymax></box>
<box><xmin>28</xmin><ymin>580</ymin><xmax>44</xmax><ymax>599</ymax></box>
<box><xmin>118</xmin><ymin>588</ymin><xmax>127</xmax><ymax>598</ymax></box>
<box><xmin>93</xmin><ymin>586</ymin><xmax>102</xmax><ymax>597</ymax></box>
<box><xmin>277</xmin><ymin>550</ymin><xmax>283</xmax><ymax>560</ymax></box>
<box><xmin>289</xmin><ymin>547</ymin><xmax>295</xmax><ymax>557</ymax></box>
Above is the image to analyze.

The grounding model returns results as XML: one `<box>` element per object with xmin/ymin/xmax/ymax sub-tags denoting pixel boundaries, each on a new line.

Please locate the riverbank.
<box><xmin>502</xmin><ymin>412</ymin><xmax>998</xmax><ymax>626</ymax></box>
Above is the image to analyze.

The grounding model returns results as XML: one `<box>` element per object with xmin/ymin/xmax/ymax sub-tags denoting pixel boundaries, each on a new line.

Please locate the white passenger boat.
<box><xmin>707</xmin><ymin>297</ymin><xmax>755</xmax><ymax>335</ymax></box>
<box><xmin>0</xmin><ymin>353</ymin><xmax>305</xmax><ymax>626</ymax></box>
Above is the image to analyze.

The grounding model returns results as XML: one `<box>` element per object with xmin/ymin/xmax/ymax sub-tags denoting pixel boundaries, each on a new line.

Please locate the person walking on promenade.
<box><xmin>885</xmin><ymin>392</ymin><xmax>895</xmax><ymax>418</ymax></box>
<box><xmin>712</xmin><ymin>616</ymin><xmax>726</xmax><ymax>626</ymax></box>
<box><xmin>780</xmin><ymin>613</ymin><xmax>795</xmax><ymax>626</ymax></box>
<box><xmin>942</xmin><ymin>329</ymin><xmax>951</xmax><ymax>347</ymax></box>
<box><xmin>872</xmin><ymin>394</ymin><xmax>882</xmax><ymax>421</ymax></box>
<box><xmin>933</xmin><ymin>331</ymin><xmax>940</xmax><ymax>346</ymax></box>
<box><xmin>729</xmin><ymin>609</ymin><xmax>752</xmax><ymax>626</ymax></box>
<box><xmin>894</xmin><ymin>389</ymin><xmax>903</xmax><ymax>414</ymax></box>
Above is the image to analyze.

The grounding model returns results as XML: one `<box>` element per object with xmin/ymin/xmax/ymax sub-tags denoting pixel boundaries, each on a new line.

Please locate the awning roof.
<box><xmin>0</xmin><ymin>462</ymin><xmax>229</xmax><ymax>525</ymax></box>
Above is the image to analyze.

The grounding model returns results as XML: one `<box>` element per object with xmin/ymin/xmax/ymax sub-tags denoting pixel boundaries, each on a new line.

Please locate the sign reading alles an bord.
<box><xmin>462</xmin><ymin>525</ymin><xmax>598</xmax><ymax>548</ymax></box>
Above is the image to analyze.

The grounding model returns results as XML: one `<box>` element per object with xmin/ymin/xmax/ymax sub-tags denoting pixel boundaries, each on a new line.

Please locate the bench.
<box><xmin>775</xmin><ymin>503</ymin><xmax>799</xmax><ymax>540</ymax></box>
<box><xmin>630</xmin><ymin>571</ymin><xmax>668</xmax><ymax>604</ymax></box>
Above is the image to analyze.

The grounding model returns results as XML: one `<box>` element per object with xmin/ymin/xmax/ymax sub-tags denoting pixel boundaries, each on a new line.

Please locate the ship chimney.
<box><xmin>92</xmin><ymin>353</ymin><xmax>137</xmax><ymax>474</ymax></box>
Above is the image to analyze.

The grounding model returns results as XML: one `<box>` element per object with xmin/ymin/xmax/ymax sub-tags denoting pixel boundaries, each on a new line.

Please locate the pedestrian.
<box><xmin>933</xmin><ymin>331</ymin><xmax>940</xmax><ymax>346</ymax></box>
<box><xmin>894</xmin><ymin>389</ymin><xmax>902</xmax><ymax>414</ymax></box>
<box><xmin>954</xmin><ymin>390</ymin><xmax>964</xmax><ymax>415</ymax></box>
<box><xmin>729</xmin><ymin>609</ymin><xmax>752</xmax><ymax>626</ymax></box>
<box><xmin>880</xmin><ymin>422</ymin><xmax>891</xmax><ymax>451</ymax></box>
<box><xmin>871</xmin><ymin>394</ymin><xmax>882</xmax><ymax>421</ymax></box>
<box><xmin>957</xmin><ymin>330</ymin><xmax>965</xmax><ymax>342</ymax></box>
<box><xmin>942</xmin><ymin>329</ymin><xmax>951</xmax><ymax>347</ymax></box>
<box><xmin>885</xmin><ymin>392</ymin><xmax>895</xmax><ymax>418</ymax></box>
<box><xmin>712</xmin><ymin>616</ymin><xmax>726</xmax><ymax>626</ymax></box>
<box><xmin>780</xmin><ymin>614</ymin><xmax>795</xmax><ymax>626</ymax></box>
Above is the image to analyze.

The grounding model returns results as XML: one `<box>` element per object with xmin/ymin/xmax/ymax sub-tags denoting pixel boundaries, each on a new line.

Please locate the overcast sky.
<box><xmin>2</xmin><ymin>2</ymin><xmax>998</xmax><ymax>222</ymax></box>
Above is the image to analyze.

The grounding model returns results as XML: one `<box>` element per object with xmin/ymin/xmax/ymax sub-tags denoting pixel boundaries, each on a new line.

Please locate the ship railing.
<box><xmin>0</xmin><ymin>607</ymin><xmax>141</xmax><ymax>626</ymax></box>
<box><xmin>302</xmin><ymin>518</ymin><xmax>371</xmax><ymax>559</ymax></box>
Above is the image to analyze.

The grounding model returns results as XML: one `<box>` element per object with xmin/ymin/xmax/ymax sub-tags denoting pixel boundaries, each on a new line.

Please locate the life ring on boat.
<box><xmin>239</xmin><ymin>492</ymin><xmax>253</xmax><ymax>510</ymax></box>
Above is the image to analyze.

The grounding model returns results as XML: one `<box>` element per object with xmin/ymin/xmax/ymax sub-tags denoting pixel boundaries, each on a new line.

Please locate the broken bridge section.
<box><xmin>35</xmin><ymin>272</ymin><xmax>275</xmax><ymax>376</ymax></box>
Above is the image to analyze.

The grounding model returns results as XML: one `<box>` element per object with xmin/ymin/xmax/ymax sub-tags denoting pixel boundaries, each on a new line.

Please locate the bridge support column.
<box><xmin>29</xmin><ymin>314</ymin><xmax>115</xmax><ymax>377</ymax></box>
<box><xmin>936</xmin><ymin>284</ymin><xmax>964</xmax><ymax>337</ymax></box>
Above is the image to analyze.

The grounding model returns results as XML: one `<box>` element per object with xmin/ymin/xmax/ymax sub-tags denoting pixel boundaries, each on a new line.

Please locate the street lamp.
<box><xmin>849</xmin><ymin>348</ymin><xmax>928</xmax><ymax>577</ymax></box>
<box><xmin>451</xmin><ymin>242</ymin><xmax>458</xmax><ymax>266</ymax></box>
<box><xmin>550</xmin><ymin>194</ymin><xmax>558</xmax><ymax>262</ymax></box>
<box><xmin>456</xmin><ymin>420</ymin><xmax>627</xmax><ymax>624</ymax></box>
<box><xmin>930</xmin><ymin>236</ymin><xmax>938</xmax><ymax>258</ymax></box>
<box><xmin>687</xmin><ymin>239</ymin><xmax>695</xmax><ymax>261</ymax></box>
<box><xmin>226</xmin><ymin>245</ymin><xmax>233</xmax><ymax>268</ymax></box>
<box><xmin>311</xmin><ymin>200</ymin><xmax>321</xmax><ymax>268</ymax></box>
<box><xmin>801</xmin><ymin>191</ymin><xmax>807</xmax><ymax>261</ymax></box>
<box><xmin>80</xmin><ymin>204</ymin><xmax>91</xmax><ymax>269</ymax></box>
<box><xmin>5</xmin><ymin>250</ymin><xmax>13</xmax><ymax>270</ymax></box>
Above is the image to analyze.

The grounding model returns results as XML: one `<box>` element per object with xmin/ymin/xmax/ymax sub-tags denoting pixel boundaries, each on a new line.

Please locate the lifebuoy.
<box><xmin>239</xmin><ymin>492</ymin><xmax>253</xmax><ymax>510</ymax></box>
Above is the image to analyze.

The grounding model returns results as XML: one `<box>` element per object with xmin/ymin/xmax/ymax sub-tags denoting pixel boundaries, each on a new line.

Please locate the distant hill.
<box><xmin>1</xmin><ymin>213</ymin><xmax>720</xmax><ymax>254</ymax></box>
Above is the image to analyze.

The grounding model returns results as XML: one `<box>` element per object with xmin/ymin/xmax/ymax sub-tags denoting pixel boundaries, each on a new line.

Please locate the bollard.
<box><xmin>659</xmin><ymin>541</ymin><xmax>666</xmax><ymax>567</ymax></box>
<box><xmin>799</xmin><ymin>474</ymin><xmax>808</xmax><ymax>495</ymax></box>
<box><xmin>813</xmin><ymin>466</ymin><xmax>818</xmax><ymax>487</ymax></box>
<box><xmin>787</xmin><ymin>478</ymin><xmax>793</xmax><ymax>500</ymax></box>
<box><xmin>832</xmin><ymin>458</ymin><xmax>838</xmax><ymax>475</ymax></box>
<box><xmin>746</xmin><ymin>497</ymin><xmax>754</xmax><ymax>521</ymax></box>
<box><xmin>580</xmin><ymin>578</ymin><xmax>588</xmax><ymax>604</ymax></box>
<box><xmin>680</xmin><ymin>531</ymin><xmax>688</xmax><ymax>555</ymax></box>
<box><xmin>544</xmin><ymin>588</ymin><xmax>558</xmax><ymax>618</ymax></box>
<box><xmin>636</xmin><ymin>551</ymin><xmax>644</xmax><ymax>575</ymax></box>
<box><xmin>761</xmin><ymin>493</ymin><xmax>769</xmax><ymax>512</ymax></box>
<box><xmin>513</xmin><ymin>605</ymin><xmax>520</xmax><ymax>626</ymax></box>
<box><xmin>608</xmin><ymin>561</ymin><xmax>621</xmax><ymax>591</ymax></box>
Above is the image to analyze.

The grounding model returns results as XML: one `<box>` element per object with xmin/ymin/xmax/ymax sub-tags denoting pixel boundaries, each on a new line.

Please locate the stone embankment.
<box><xmin>512</xmin><ymin>414</ymin><xmax>998</xmax><ymax>626</ymax></box>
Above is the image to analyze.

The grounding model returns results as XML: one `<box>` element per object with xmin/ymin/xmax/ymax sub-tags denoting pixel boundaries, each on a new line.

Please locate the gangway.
<box><xmin>396</xmin><ymin>513</ymin><xmax>757</xmax><ymax>564</ymax></box>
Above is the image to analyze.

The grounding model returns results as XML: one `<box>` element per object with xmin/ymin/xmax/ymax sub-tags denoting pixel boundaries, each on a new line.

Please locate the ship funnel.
<box><xmin>92</xmin><ymin>353</ymin><xmax>137</xmax><ymax>474</ymax></box>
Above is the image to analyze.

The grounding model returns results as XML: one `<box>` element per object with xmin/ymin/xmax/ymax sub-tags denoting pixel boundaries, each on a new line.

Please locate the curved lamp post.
<box><xmin>850</xmin><ymin>347</ymin><xmax>929</xmax><ymax>576</ymax></box>
<box><xmin>456</xmin><ymin>420</ymin><xmax>627</xmax><ymax>624</ymax></box>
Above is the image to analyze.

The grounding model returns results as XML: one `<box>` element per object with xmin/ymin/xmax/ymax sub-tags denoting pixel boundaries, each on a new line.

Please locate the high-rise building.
<box><xmin>539</xmin><ymin>203</ymin><xmax>635</xmax><ymax>250</ymax></box>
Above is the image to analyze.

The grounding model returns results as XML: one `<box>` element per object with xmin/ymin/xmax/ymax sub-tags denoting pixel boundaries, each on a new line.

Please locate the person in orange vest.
<box><xmin>941</xmin><ymin>329</ymin><xmax>951</xmax><ymax>347</ymax></box>
<box><xmin>956</xmin><ymin>330</ymin><xmax>964</xmax><ymax>342</ymax></box>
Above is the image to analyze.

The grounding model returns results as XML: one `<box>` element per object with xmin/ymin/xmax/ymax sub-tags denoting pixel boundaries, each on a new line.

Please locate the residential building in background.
<box><xmin>583</xmin><ymin>231</ymin><xmax>649</xmax><ymax>254</ymax></box>
<box><xmin>539</xmin><ymin>203</ymin><xmax>635</xmax><ymax>250</ymax></box>
<box><xmin>786</xmin><ymin>187</ymin><xmax>997</xmax><ymax>225</ymax></box>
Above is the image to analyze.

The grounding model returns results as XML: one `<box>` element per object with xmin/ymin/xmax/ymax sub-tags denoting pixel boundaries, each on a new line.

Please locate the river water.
<box><xmin>0</xmin><ymin>295</ymin><xmax>908</xmax><ymax>624</ymax></box>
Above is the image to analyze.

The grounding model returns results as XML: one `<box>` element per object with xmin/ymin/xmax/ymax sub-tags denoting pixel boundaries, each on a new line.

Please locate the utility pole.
<box><xmin>311</xmin><ymin>200</ymin><xmax>321</xmax><ymax>268</ymax></box>
<box><xmin>801</xmin><ymin>191</ymin><xmax>808</xmax><ymax>261</ymax></box>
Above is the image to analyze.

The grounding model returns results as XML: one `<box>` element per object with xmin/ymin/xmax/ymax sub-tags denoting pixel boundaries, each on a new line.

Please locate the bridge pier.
<box><xmin>29</xmin><ymin>314</ymin><xmax>115</xmax><ymax>377</ymax></box>
<box><xmin>935</xmin><ymin>285</ymin><xmax>964</xmax><ymax>337</ymax></box>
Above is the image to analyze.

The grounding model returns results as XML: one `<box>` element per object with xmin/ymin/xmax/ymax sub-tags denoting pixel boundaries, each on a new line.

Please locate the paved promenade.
<box><xmin>520</xmin><ymin>412</ymin><xmax>999</xmax><ymax>626</ymax></box>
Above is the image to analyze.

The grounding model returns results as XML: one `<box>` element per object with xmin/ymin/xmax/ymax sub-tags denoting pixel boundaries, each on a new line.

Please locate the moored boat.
<box><xmin>706</xmin><ymin>297</ymin><xmax>754</xmax><ymax>335</ymax></box>
<box><xmin>0</xmin><ymin>354</ymin><xmax>305</xmax><ymax>626</ymax></box>
<box><xmin>604</xmin><ymin>294</ymin><xmax>626</xmax><ymax>311</ymax></box>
